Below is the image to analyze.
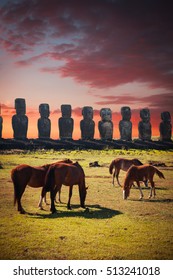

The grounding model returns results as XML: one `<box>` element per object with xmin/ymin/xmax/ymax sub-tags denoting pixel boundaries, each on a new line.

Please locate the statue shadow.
<box><xmin>26</xmin><ymin>204</ymin><xmax>122</xmax><ymax>220</ymax></box>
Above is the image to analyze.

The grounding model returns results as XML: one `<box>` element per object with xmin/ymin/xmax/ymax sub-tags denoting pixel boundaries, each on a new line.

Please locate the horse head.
<box><xmin>123</xmin><ymin>188</ymin><xmax>130</xmax><ymax>200</ymax></box>
<box><xmin>123</xmin><ymin>179</ymin><xmax>131</xmax><ymax>199</ymax></box>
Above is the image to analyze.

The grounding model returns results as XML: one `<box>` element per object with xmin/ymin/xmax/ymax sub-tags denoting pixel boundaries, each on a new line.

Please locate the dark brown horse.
<box><xmin>11</xmin><ymin>159</ymin><xmax>72</xmax><ymax>214</ymax></box>
<box><xmin>109</xmin><ymin>158</ymin><xmax>145</xmax><ymax>186</ymax></box>
<box><xmin>39</xmin><ymin>161</ymin><xmax>87</xmax><ymax>213</ymax></box>
<box><xmin>123</xmin><ymin>164</ymin><xmax>165</xmax><ymax>200</ymax></box>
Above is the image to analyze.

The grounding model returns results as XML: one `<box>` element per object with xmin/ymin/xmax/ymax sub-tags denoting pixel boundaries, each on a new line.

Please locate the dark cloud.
<box><xmin>94</xmin><ymin>92</ymin><xmax>173</xmax><ymax>112</ymax></box>
<box><xmin>0</xmin><ymin>0</ymin><xmax>173</xmax><ymax>91</ymax></box>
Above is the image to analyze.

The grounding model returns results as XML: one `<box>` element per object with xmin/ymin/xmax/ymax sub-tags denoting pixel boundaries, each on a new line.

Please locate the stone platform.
<box><xmin>0</xmin><ymin>138</ymin><xmax>173</xmax><ymax>151</ymax></box>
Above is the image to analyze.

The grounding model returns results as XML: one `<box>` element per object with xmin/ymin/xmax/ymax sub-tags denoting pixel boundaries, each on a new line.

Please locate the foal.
<box><xmin>123</xmin><ymin>164</ymin><xmax>165</xmax><ymax>200</ymax></box>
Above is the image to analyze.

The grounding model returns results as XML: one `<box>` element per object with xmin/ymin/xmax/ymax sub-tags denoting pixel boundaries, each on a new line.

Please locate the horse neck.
<box><xmin>123</xmin><ymin>173</ymin><xmax>130</xmax><ymax>190</ymax></box>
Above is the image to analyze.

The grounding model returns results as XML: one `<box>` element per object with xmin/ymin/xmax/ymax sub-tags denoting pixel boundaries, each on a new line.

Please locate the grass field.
<box><xmin>0</xmin><ymin>149</ymin><xmax>173</xmax><ymax>260</ymax></box>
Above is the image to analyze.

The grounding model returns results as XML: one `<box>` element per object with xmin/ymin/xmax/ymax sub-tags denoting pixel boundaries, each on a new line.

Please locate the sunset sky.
<box><xmin>0</xmin><ymin>0</ymin><xmax>173</xmax><ymax>140</ymax></box>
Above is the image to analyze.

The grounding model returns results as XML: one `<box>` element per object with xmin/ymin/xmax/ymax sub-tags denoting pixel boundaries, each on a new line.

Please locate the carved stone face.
<box><xmin>140</xmin><ymin>108</ymin><xmax>150</xmax><ymax>122</ymax></box>
<box><xmin>39</xmin><ymin>104</ymin><xmax>50</xmax><ymax>118</ymax></box>
<box><xmin>61</xmin><ymin>104</ymin><xmax>71</xmax><ymax>118</ymax></box>
<box><xmin>121</xmin><ymin>106</ymin><xmax>131</xmax><ymax>121</ymax></box>
<box><xmin>15</xmin><ymin>98</ymin><xmax>26</xmax><ymax>115</ymax></box>
<box><xmin>82</xmin><ymin>106</ymin><xmax>93</xmax><ymax>120</ymax></box>
<box><xmin>100</xmin><ymin>108</ymin><xmax>112</xmax><ymax>121</ymax></box>
<box><xmin>161</xmin><ymin>111</ymin><xmax>171</xmax><ymax>122</ymax></box>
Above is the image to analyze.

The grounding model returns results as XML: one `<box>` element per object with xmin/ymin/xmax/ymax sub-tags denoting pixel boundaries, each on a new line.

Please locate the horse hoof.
<box><xmin>20</xmin><ymin>210</ymin><xmax>26</xmax><ymax>214</ymax></box>
<box><xmin>84</xmin><ymin>207</ymin><xmax>89</xmax><ymax>213</ymax></box>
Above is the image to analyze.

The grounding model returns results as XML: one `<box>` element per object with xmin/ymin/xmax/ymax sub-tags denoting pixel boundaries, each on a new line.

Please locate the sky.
<box><xmin>0</xmin><ymin>0</ymin><xmax>173</xmax><ymax>140</ymax></box>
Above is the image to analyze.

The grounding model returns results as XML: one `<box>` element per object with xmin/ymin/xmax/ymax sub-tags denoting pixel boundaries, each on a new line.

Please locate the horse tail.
<box><xmin>44</xmin><ymin>165</ymin><xmax>56</xmax><ymax>191</ymax></box>
<box><xmin>11</xmin><ymin>168</ymin><xmax>18</xmax><ymax>206</ymax></box>
<box><xmin>154</xmin><ymin>167</ymin><xmax>165</xmax><ymax>179</ymax></box>
<box><xmin>109</xmin><ymin>160</ymin><xmax>115</xmax><ymax>174</ymax></box>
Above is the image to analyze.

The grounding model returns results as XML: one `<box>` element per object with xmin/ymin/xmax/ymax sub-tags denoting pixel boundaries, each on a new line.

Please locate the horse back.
<box><xmin>11</xmin><ymin>164</ymin><xmax>48</xmax><ymax>187</ymax></box>
<box><xmin>54</xmin><ymin>163</ymin><xmax>85</xmax><ymax>186</ymax></box>
<box><xmin>127</xmin><ymin>164</ymin><xmax>155</xmax><ymax>181</ymax></box>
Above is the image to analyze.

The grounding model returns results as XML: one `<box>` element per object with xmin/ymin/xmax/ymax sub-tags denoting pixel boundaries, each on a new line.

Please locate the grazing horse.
<box><xmin>39</xmin><ymin>161</ymin><xmax>87</xmax><ymax>214</ymax></box>
<box><xmin>123</xmin><ymin>164</ymin><xmax>165</xmax><ymax>200</ymax></box>
<box><xmin>109</xmin><ymin>158</ymin><xmax>145</xmax><ymax>186</ymax></box>
<box><xmin>11</xmin><ymin>159</ymin><xmax>72</xmax><ymax>214</ymax></box>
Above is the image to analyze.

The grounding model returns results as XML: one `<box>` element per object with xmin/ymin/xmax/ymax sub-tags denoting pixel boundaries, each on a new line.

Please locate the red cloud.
<box><xmin>0</xmin><ymin>0</ymin><xmax>173</xmax><ymax>92</ymax></box>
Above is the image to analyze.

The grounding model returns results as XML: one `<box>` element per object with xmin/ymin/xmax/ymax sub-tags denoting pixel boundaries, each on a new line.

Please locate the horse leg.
<box><xmin>38</xmin><ymin>187</ymin><xmax>47</xmax><ymax>209</ymax></box>
<box><xmin>43</xmin><ymin>193</ymin><xmax>49</xmax><ymax>205</ymax></box>
<box><xmin>112</xmin><ymin>171</ymin><xmax>115</xmax><ymax>185</ymax></box>
<box><xmin>116</xmin><ymin>170</ymin><xmax>122</xmax><ymax>187</ymax></box>
<box><xmin>136</xmin><ymin>181</ymin><xmax>144</xmax><ymax>200</ymax></box>
<box><xmin>58</xmin><ymin>189</ymin><xmax>62</xmax><ymax>203</ymax></box>
<box><xmin>17</xmin><ymin>196</ymin><xmax>25</xmax><ymax>214</ymax></box>
<box><xmin>16</xmin><ymin>186</ymin><xmax>26</xmax><ymax>214</ymax></box>
<box><xmin>55</xmin><ymin>188</ymin><xmax>62</xmax><ymax>204</ymax></box>
<box><xmin>148</xmin><ymin>180</ymin><xmax>156</xmax><ymax>199</ymax></box>
<box><xmin>67</xmin><ymin>186</ymin><xmax>73</xmax><ymax>210</ymax></box>
<box><xmin>50</xmin><ymin>185</ymin><xmax>61</xmax><ymax>213</ymax></box>
<box><xmin>144</xmin><ymin>179</ymin><xmax>148</xmax><ymax>188</ymax></box>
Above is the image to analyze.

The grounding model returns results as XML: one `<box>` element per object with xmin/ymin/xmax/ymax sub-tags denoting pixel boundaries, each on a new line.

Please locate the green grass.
<box><xmin>0</xmin><ymin>149</ymin><xmax>173</xmax><ymax>259</ymax></box>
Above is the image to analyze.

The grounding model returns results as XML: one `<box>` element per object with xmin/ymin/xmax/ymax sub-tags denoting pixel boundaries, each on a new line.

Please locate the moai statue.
<box><xmin>159</xmin><ymin>111</ymin><xmax>172</xmax><ymax>141</ymax></box>
<box><xmin>98</xmin><ymin>108</ymin><xmax>113</xmax><ymax>140</ymax></box>
<box><xmin>119</xmin><ymin>106</ymin><xmax>132</xmax><ymax>141</ymax></box>
<box><xmin>58</xmin><ymin>104</ymin><xmax>74</xmax><ymax>140</ymax></box>
<box><xmin>0</xmin><ymin>104</ymin><xmax>2</xmax><ymax>138</ymax></box>
<box><xmin>38</xmin><ymin>103</ymin><xmax>51</xmax><ymax>139</ymax></box>
<box><xmin>80</xmin><ymin>106</ymin><xmax>95</xmax><ymax>140</ymax></box>
<box><xmin>12</xmin><ymin>98</ymin><xmax>28</xmax><ymax>139</ymax></box>
<box><xmin>0</xmin><ymin>116</ymin><xmax>2</xmax><ymax>138</ymax></box>
<box><xmin>138</xmin><ymin>108</ymin><xmax>152</xmax><ymax>141</ymax></box>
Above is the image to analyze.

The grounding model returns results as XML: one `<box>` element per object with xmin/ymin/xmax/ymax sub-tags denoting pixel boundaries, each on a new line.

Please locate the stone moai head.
<box><xmin>119</xmin><ymin>106</ymin><xmax>132</xmax><ymax>141</ymax></box>
<box><xmin>61</xmin><ymin>104</ymin><xmax>72</xmax><ymax>118</ymax></box>
<box><xmin>100</xmin><ymin>108</ymin><xmax>112</xmax><ymax>122</ymax></box>
<box><xmin>12</xmin><ymin>98</ymin><xmax>28</xmax><ymax>139</ymax></box>
<box><xmin>15</xmin><ymin>98</ymin><xmax>26</xmax><ymax>115</ymax></box>
<box><xmin>82</xmin><ymin>106</ymin><xmax>93</xmax><ymax>120</ymax></box>
<box><xmin>121</xmin><ymin>106</ymin><xmax>131</xmax><ymax>121</ymax></box>
<box><xmin>159</xmin><ymin>111</ymin><xmax>172</xmax><ymax>141</ymax></box>
<box><xmin>140</xmin><ymin>108</ymin><xmax>150</xmax><ymax>122</ymax></box>
<box><xmin>39</xmin><ymin>103</ymin><xmax>50</xmax><ymax>118</ymax></box>
<box><xmin>161</xmin><ymin>111</ymin><xmax>171</xmax><ymax>123</ymax></box>
<box><xmin>0</xmin><ymin>116</ymin><xmax>2</xmax><ymax>138</ymax></box>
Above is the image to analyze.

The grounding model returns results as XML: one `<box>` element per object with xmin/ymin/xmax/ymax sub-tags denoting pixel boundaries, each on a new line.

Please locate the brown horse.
<box><xmin>11</xmin><ymin>159</ymin><xmax>72</xmax><ymax>214</ymax></box>
<box><xmin>123</xmin><ymin>164</ymin><xmax>165</xmax><ymax>200</ymax></box>
<box><xmin>109</xmin><ymin>158</ymin><xmax>145</xmax><ymax>186</ymax></box>
<box><xmin>39</xmin><ymin>161</ymin><xmax>87</xmax><ymax>213</ymax></box>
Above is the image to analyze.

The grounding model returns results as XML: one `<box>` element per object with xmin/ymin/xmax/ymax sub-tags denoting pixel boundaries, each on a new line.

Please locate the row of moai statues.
<box><xmin>0</xmin><ymin>98</ymin><xmax>172</xmax><ymax>141</ymax></box>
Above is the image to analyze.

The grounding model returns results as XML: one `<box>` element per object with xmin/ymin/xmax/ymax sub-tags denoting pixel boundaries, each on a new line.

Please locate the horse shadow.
<box><xmin>26</xmin><ymin>204</ymin><xmax>122</xmax><ymax>220</ymax></box>
<box><xmin>130</xmin><ymin>198</ymin><xmax>173</xmax><ymax>203</ymax></box>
